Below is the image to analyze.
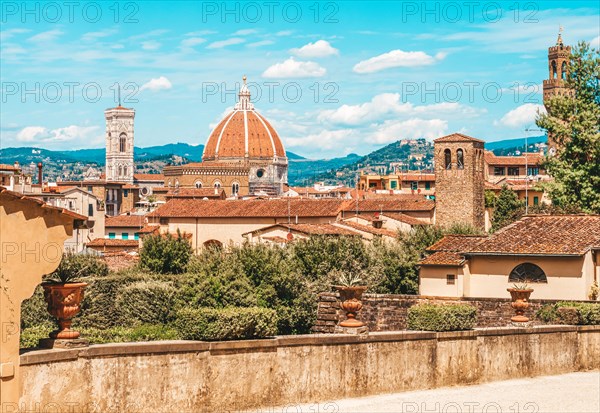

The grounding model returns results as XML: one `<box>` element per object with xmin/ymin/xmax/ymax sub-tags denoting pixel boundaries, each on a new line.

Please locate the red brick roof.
<box><xmin>0</xmin><ymin>187</ymin><xmax>87</xmax><ymax>221</ymax></box>
<box><xmin>342</xmin><ymin>198</ymin><xmax>435</xmax><ymax>212</ymax></box>
<box><xmin>134</xmin><ymin>173</ymin><xmax>164</xmax><ymax>182</ymax></box>
<box><xmin>336</xmin><ymin>220</ymin><xmax>397</xmax><ymax>237</ymax></box>
<box><xmin>0</xmin><ymin>164</ymin><xmax>19</xmax><ymax>171</ymax></box>
<box><xmin>165</xmin><ymin>188</ymin><xmax>226</xmax><ymax>199</ymax></box>
<box><xmin>420</xmin><ymin>251</ymin><xmax>465</xmax><ymax>266</ymax></box>
<box><xmin>426</xmin><ymin>235</ymin><xmax>488</xmax><ymax>252</ymax></box>
<box><xmin>434</xmin><ymin>133</ymin><xmax>485</xmax><ymax>143</ymax></box>
<box><xmin>150</xmin><ymin>198</ymin><xmax>345</xmax><ymax>218</ymax></box>
<box><xmin>246</xmin><ymin>223</ymin><xmax>359</xmax><ymax>237</ymax></box>
<box><xmin>87</xmin><ymin>238</ymin><xmax>139</xmax><ymax>248</ymax></box>
<box><xmin>380</xmin><ymin>212</ymin><xmax>429</xmax><ymax>226</ymax></box>
<box><xmin>484</xmin><ymin>151</ymin><xmax>543</xmax><ymax>166</ymax></box>
<box><xmin>105</xmin><ymin>214</ymin><xmax>146</xmax><ymax>228</ymax></box>
<box><xmin>397</xmin><ymin>173</ymin><xmax>436</xmax><ymax>182</ymax></box>
<box><xmin>469</xmin><ymin>215</ymin><xmax>600</xmax><ymax>256</ymax></box>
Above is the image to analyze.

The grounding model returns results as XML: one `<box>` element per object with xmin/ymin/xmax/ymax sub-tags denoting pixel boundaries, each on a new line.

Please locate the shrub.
<box><xmin>408</xmin><ymin>304</ymin><xmax>476</xmax><ymax>331</ymax></box>
<box><xmin>535</xmin><ymin>304</ymin><xmax>557</xmax><ymax>323</ymax></box>
<box><xmin>79</xmin><ymin>324</ymin><xmax>179</xmax><ymax>344</ymax></box>
<box><xmin>174</xmin><ymin>307</ymin><xmax>278</xmax><ymax>341</ymax></box>
<box><xmin>535</xmin><ymin>302</ymin><xmax>600</xmax><ymax>325</ymax></box>
<box><xmin>46</xmin><ymin>251</ymin><xmax>108</xmax><ymax>283</ymax></box>
<box><xmin>19</xmin><ymin>322</ymin><xmax>53</xmax><ymax>348</ymax></box>
<box><xmin>556</xmin><ymin>307</ymin><xmax>583</xmax><ymax>325</ymax></box>
<box><xmin>21</xmin><ymin>285</ymin><xmax>53</xmax><ymax>329</ymax></box>
<box><xmin>116</xmin><ymin>281</ymin><xmax>176</xmax><ymax>325</ymax></box>
<box><xmin>139</xmin><ymin>231</ymin><xmax>192</xmax><ymax>274</ymax></box>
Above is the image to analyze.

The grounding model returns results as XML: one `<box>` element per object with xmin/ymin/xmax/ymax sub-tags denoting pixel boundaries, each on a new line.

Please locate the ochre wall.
<box><xmin>17</xmin><ymin>327</ymin><xmax>600</xmax><ymax>412</ymax></box>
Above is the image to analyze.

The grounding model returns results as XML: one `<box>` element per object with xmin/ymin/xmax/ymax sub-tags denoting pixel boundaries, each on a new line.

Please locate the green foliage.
<box><xmin>174</xmin><ymin>307</ymin><xmax>278</xmax><ymax>341</ymax></box>
<box><xmin>407</xmin><ymin>304</ymin><xmax>477</xmax><ymax>331</ymax></box>
<box><xmin>485</xmin><ymin>190</ymin><xmax>497</xmax><ymax>208</ymax></box>
<box><xmin>491</xmin><ymin>185</ymin><xmax>524</xmax><ymax>232</ymax></box>
<box><xmin>21</xmin><ymin>286</ymin><xmax>53</xmax><ymax>329</ymax></box>
<box><xmin>535</xmin><ymin>302</ymin><xmax>600</xmax><ymax>325</ymax></box>
<box><xmin>19</xmin><ymin>322</ymin><xmax>53</xmax><ymax>348</ymax></box>
<box><xmin>46</xmin><ymin>251</ymin><xmax>108</xmax><ymax>283</ymax></box>
<box><xmin>139</xmin><ymin>231</ymin><xmax>192</xmax><ymax>274</ymax></box>
<box><xmin>116</xmin><ymin>281</ymin><xmax>176</xmax><ymax>325</ymax></box>
<box><xmin>536</xmin><ymin>41</ymin><xmax>600</xmax><ymax>213</ymax></box>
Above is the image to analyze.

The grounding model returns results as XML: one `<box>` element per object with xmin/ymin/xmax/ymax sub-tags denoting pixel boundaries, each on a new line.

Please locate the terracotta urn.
<box><xmin>507</xmin><ymin>288</ymin><xmax>534</xmax><ymax>322</ymax></box>
<box><xmin>335</xmin><ymin>286</ymin><xmax>367</xmax><ymax>328</ymax></box>
<box><xmin>43</xmin><ymin>282</ymin><xmax>87</xmax><ymax>339</ymax></box>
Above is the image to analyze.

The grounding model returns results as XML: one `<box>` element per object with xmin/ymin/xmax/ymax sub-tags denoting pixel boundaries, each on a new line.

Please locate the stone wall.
<box><xmin>16</xmin><ymin>326</ymin><xmax>600</xmax><ymax>412</ymax></box>
<box><xmin>313</xmin><ymin>292</ymin><xmax>595</xmax><ymax>333</ymax></box>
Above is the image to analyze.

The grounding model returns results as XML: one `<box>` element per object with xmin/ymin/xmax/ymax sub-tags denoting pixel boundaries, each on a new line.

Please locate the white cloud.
<box><xmin>16</xmin><ymin>125</ymin><xmax>100</xmax><ymax>144</ymax></box>
<box><xmin>371</xmin><ymin>119</ymin><xmax>448</xmax><ymax>144</ymax></box>
<box><xmin>82</xmin><ymin>29</ymin><xmax>117</xmax><ymax>42</ymax></box>
<box><xmin>185</xmin><ymin>30</ymin><xmax>217</xmax><ymax>36</ymax></box>
<box><xmin>180</xmin><ymin>37</ymin><xmax>206</xmax><ymax>49</ymax></box>
<box><xmin>247</xmin><ymin>40</ymin><xmax>274</xmax><ymax>48</ymax></box>
<box><xmin>318</xmin><ymin>93</ymin><xmax>482</xmax><ymax>126</ymax></box>
<box><xmin>141</xmin><ymin>40</ymin><xmax>161</xmax><ymax>50</ymax></box>
<box><xmin>262</xmin><ymin>57</ymin><xmax>326</xmax><ymax>78</ymax></box>
<box><xmin>591</xmin><ymin>35</ymin><xmax>600</xmax><ymax>49</ymax></box>
<box><xmin>353</xmin><ymin>49</ymin><xmax>444</xmax><ymax>73</ymax></box>
<box><xmin>207</xmin><ymin>37</ymin><xmax>245</xmax><ymax>49</ymax></box>
<box><xmin>290</xmin><ymin>40</ymin><xmax>339</xmax><ymax>58</ymax></box>
<box><xmin>0</xmin><ymin>28</ymin><xmax>29</xmax><ymax>41</ymax></box>
<box><xmin>140</xmin><ymin>76</ymin><xmax>173</xmax><ymax>92</ymax></box>
<box><xmin>497</xmin><ymin>104</ymin><xmax>546</xmax><ymax>128</ymax></box>
<box><xmin>27</xmin><ymin>29</ymin><xmax>63</xmax><ymax>43</ymax></box>
<box><xmin>233</xmin><ymin>29</ymin><xmax>258</xmax><ymax>36</ymax></box>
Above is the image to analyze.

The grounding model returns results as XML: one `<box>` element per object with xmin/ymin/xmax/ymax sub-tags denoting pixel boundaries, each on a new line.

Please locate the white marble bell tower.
<box><xmin>104</xmin><ymin>98</ymin><xmax>135</xmax><ymax>183</ymax></box>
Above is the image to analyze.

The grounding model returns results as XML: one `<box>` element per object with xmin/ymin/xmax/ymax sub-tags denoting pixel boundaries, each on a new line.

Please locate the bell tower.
<box><xmin>434</xmin><ymin>133</ymin><xmax>485</xmax><ymax>230</ymax></box>
<box><xmin>104</xmin><ymin>95</ymin><xmax>135</xmax><ymax>183</ymax></box>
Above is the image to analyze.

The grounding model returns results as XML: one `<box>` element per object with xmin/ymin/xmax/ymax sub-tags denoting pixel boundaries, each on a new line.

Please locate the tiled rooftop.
<box><xmin>341</xmin><ymin>197</ymin><xmax>435</xmax><ymax>212</ymax></box>
<box><xmin>87</xmin><ymin>239</ymin><xmax>140</xmax><ymax>248</ymax></box>
<box><xmin>336</xmin><ymin>220</ymin><xmax>397</xmax><ymax>237</ymax></box>
<box><xmin>434</xmin><ymin>133</ymin><xmax>485</xmax><ymax>143</ymax></box>
<box><xmin>105</xmin><ymin>214</ymin><xmax>146</xmax><ymax>228</ymax></box>
<box><xmin>420</xmin><ymin>251</ymin><xmax>465</xmax><ymax>266</ymax></box>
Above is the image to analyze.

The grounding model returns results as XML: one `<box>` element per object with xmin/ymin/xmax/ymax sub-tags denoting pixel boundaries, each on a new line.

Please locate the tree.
<box><xmin>491</xmin><ymin>186</ymin><xmax>523</xmax><ymax>232</ymax></box>
<box><xmin>537</xmin><ymin>41</ymin><xmax>600</xmax><ymax>213</ymax></box>
<box><xmin>139</xmin><ymin>231</ymin><xmax>192</xmax><ymax>274</ymax></box>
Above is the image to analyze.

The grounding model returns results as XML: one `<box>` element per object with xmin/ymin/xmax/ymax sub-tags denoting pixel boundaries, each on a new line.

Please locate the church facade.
<box><xmin>164</xmin><ymin>77</ymin><xmax>288</xmax><ymax>197</ymax></box>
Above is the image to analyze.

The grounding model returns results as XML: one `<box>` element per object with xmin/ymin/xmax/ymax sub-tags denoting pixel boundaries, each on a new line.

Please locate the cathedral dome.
<box><xmin>202</xmin><ymin>76</ymin><xmax>286</xmax><ymax>162</ymax></box>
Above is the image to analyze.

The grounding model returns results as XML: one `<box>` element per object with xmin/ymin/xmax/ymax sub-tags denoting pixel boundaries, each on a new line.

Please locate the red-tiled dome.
<box><xmin>203</xmin><ymin>77</ymin><xmax>286</xmax><ymax>161</ymax></box>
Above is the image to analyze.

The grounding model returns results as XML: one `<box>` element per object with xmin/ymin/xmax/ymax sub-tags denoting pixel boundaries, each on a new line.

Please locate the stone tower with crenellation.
<box><xmin>542</xmin><ymin>29</ymin><xmax>571</xmax><ymax>152</ymax></box>
<box><xmin>105</xmin><ymin>103</ymin><xmax>135</xmax><ymax>183</ymax></box>
<box><xmin>434</xmin><ymin>133</ymin><xmax>485</xmax><ymax>230</ymax></box>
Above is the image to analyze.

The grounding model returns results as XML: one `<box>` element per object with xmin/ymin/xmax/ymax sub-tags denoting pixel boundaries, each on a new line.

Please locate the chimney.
<box><xmin>37</xmin><ymin>162</ymin><xmax>43</xmax><ymax>185</ymax></box>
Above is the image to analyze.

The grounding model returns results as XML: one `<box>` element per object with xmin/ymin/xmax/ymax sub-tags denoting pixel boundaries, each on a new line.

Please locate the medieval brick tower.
<box><xmin>434</xmin><ymin>133</ymin><xmax>485</xmax><ymax>230</ymax></box>
<box><xmin>542</xmin><ymin>29</ymin><xmax>571</xmax><ymax>152</ymax></box>
<box><xmin>105</xmin><ymin>103</ymin><xmax>135</xmax><ymax>183</ymax></box>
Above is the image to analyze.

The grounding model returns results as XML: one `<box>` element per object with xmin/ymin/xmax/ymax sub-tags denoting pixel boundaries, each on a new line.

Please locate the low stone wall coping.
<box><xmin>20</xmin><ymin>325</ymin><xmax>600</xmax><ymax>366</ymax></box>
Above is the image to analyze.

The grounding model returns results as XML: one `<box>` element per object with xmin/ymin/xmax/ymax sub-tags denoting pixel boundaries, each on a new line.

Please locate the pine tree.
<box><xmin>491</xmin><ymin>186</ymin><xmax>523</xmax><ymax>232</ymax></box>
<box><xmin>537</xmin><ymin>41</ymin><xmax>600</xmax><ymax>213</ymax></box>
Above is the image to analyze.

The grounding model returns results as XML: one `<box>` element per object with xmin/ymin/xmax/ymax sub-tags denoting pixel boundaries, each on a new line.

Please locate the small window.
<box><xmin>457</xmin><ymin>149</ymin><xmax>464</xmax><ymax>169</ymax></box>
<box><xmin>508</xmin><ymin>167</ymin><xmax>520</xmax><ymax>176</ymax></box>
<box><xmin>411</xmin><ymin>181</ymin><xmax>418</xmax><ymax>190</ymax></box>
<box><xmin>108</xmin><ymin>233</ymin><xmax>116</xmax><ymax>239</ymax></box>
<box><xmin>214</xmin><ymin>182</ymin><xmax>221</xmax><ymax>189</ymax></box>
<box><xmin>232</xmin><ymin>182</ymin><xmax>239</xmax><ymax>195</ymax></box>
<box><xmin>134</xmin><ymin>233</ymin><xmax>139</xmax><ymax>240</ymax></box>
<box><xmin>159</xmin><ymin>217</ymin><xmax>169</xmax><ymax>225</ymax></box>
<box><xmin>551</xmin><ymin>60</ymin><xmax>557</xmax><ymax>79</ymax></box>
<box><xmin>527</xmin><ymin>167</ymin><xmax>539</xmax><ymax>176</ymax></box>
<box><xmin>444</xmin><ymin>149</ymin><xmax>451</xmax><ymax>169</ymax></box>
<box><xmin>447</xmin><ymin>274</ymin><xmax>456</xmax><ymax>285</ymax></box>
<box><xmin>87</xmin><ymin>186</ymin><xmax>93</xmax><ymax>192</ymax></box>
<box><xmin>88</xmin><ymin>203</ymin><xmax>93</xmax><ymax>217</ymax></box>
<box><xmin>195</xmin><ymin>181</ymin><xmax>203</xmax><ymax>188</ymax></box>
<box><xmin>561</xmin><ymin>61</ymin><xmax>567</xmax><ymax>80</ymax></box>
<box><xmin>390</xmin><ymin>180</ymin><xmax>397</xmax><ymax>189</ymax></box>
<box><xmin>509</xmin><ymin>263</ymin><xmax>547</xmax><ymax>283</ymax></box>
<box><xmin>425</xmin><ymin>182</ymin><xmax>431</xmax><ymax>190</ymax></box>
<box><xmin>119</xmin><ymin>133</ymin><xmax>127</xmax><ymax>152</ymax></box>
<box><xmin>494</xmin><ymin>167</ymin><xmax>505</xmax><ymax>176</ymax></box>
<box><xmin>256</xmin><ymin>169</ymin><xmax>265</xmax><ymax>178</ymax></box>
<box><xmin>533</xmin><ymin>196</ymin><xmax>539</xmax><ymax>206</ymax></box>
<box><xmin>122</xmin><ymin>232</ymin><xmax>128</xmax><ymax>240</ymax></box>
<box><xmin>124</xmin><ymin>189</ymin><xmax>129</xmax><ymax>197</ymax></box>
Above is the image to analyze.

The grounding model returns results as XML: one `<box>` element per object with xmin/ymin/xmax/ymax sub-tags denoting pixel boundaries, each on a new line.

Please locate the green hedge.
<box><xmin>408</xmin><ymin>304</ymin><xmax>476</xmax><ymax>331</ymax></box>
<box><xmin>174</xmin><ymin>307</ymin><xmax>278</xmax><ymax>341</ymax></box>
<box><xmin>116</xmin><ymin>281</ymin><xmax>176</xmax><ymax>325</ymax></box>
<box><xmin>536</xmin><ymin>302</ymin><xmax>600</xmax><ymax>325</ymax></box>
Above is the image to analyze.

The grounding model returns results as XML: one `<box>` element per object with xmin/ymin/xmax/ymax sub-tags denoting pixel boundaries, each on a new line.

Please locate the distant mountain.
<box><xmin>485</xmin><ymin>135</ymin><xmax>547</xmax><ymax>151</ymax></box>
<box><xmin>288</xmin><ymin>154</ymin><xmax>363</xmax><ymax>186</ymax></box>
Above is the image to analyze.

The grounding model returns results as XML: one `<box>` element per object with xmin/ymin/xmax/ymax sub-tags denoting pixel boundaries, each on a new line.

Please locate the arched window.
<box><xmin>509</xmin><ymin>263</ymin><xmax>547</xmax><ymax>283</ymax></box>
<box><xmin>213</xmin><ymin>181</ymin><xmax>221</xmax><ymax>189</ymax></box>
<box><xmin>232</xmin><ymin>182</ymin><xmax>239</xmax><ymax>195</ymax></box>
<box><xmin>119</xmin><ymin>133</ymin><xmax>127</xmax><ymax>152</ymax></box>
<box><xmin>195</xmin><ymin>181</ymin><xmax>203</xmax><ymax>188</ymax></box>
<box><xmin>118</xmin><ymin>166</ymin><xmax>123</xmax><ymax>176</ymax></box>
<box><xmin>444</xmin><ymin>149</ymin><xmax>452</xmax><ymax>170</ymax></box>
<box><xmin>123</xmin><ymin>166</ymin><xmax>127</xmax><ymax>177</ymax></box>
<box><xmin>561</xmin><ymin>62</ymin><xmax>567</xmax><ymax>80</ymax></box>
<box><xmin>457</xmin><ymin>148</ymin><xmax>464</xmax><ymax>170</ymax></box>
<box><xmin>551</xmin><ymin>61</ymin><xmax>557</xmax><ymax>79</ymax></box>
<box><xmin>204</xmin><ymin>239</ymin><xmax>223</xmax><ymax>249</ymax></box>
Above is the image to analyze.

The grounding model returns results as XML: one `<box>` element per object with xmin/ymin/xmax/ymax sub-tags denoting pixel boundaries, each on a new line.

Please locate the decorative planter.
<box><xmin>335</xmin><ymin>286</ymin><xmax>367</xmax><ymax>328</ymax></box>
<box><xmin>507</xmin><ymin>288</ymin><xmax>534</xmax><ymax>322</ymax></box>
<box><xmin>43</xmin><ymin>282</ymin><xmax>87</xmax><ymax>339</ymax></box>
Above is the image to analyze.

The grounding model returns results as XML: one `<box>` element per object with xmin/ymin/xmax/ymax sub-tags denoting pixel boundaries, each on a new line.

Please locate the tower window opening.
<box><xmin>232</xmin><ymin>182</ymin><xmax>239</xmax><ymax>195</ymax></box>
<box><xmin>214</xmin><ymin>181</ymin><xmax>221</xmax><ymax>189</ymax></box>
<box><xmin>551</xmin><ymin>61</ymin><xmax>557</xmax><ymax>79</ymax></box>
<box><xmin>457</xmin><ymin>149</ymin><xmax>464</xmax><ymax>170</ymax></box>
<box><xmin>444</xmin><ymin>149</ymin><xmax>452</xmax><ymax>170</ymax></box>
<box><xmin>561</xmin><ymin>62</ymin><xmax>567</xmax><ymax>80</ymax></box>
<box><xmin>195</xmin><ymin>181</ymin><xmax>203</xmax><ymax>188</ymax></box>
<box><xmin>119</xmin><ymin>133</ymin><xmax>127</xmax><ymax>152</ymax></box>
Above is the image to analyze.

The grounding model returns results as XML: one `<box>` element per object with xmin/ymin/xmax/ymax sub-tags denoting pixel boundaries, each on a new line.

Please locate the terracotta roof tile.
<box><xmin>434</xmin><ymin>133</ymin><xmax>485</xmax><ymax>143</ymax></box>
<box><xmin>420</xmin><ymin>251</ymin><xmax>465</xmax><ymax>266</ymax></box>
<box><xmin>380</xmin><ymin>212</ymin><xmax>429</xmax><ymax>226</ymax></box>
<box><xmin>165</xmin><ymin>188</ymin><xmax>226</xmax><ymax>199</ymax></box>
<box><xmin>484</xmin><ymin>151</ymin><xmax>543</xmax><ymax>166</ymax></box>
<box><xmin>426</xmin><ymin>235</ymin><xmax>488</xmax><ymax>252</ymax></box>
<box><xmin>150</xmin><ymin>198</ymin><xmax>345</xmax><ymax>218</ymax></box>
<box><xmin>0</xmin><ymin>164</ymin><xmax>20</xmax><ymax>171</ymax></box>
<box><xmin>336</xmin><ymin>220</ymin><xmax>397</xmax><ymax>237</ymax></box>
<box><xmin>342</xmin><ymin>197</ymin><xmax>435</xmax><ymax>212</ymax></box>
<box><xmin>469</xmin><ymin>215</ymin><xmax>600</xmax><ymax>256</ymax></box>
<box><xmin>134</xmin><ymin>173</ymin><xmax>164</xmax><ymax>182</ymax></box>
<box><xmin>87</xmin><ymin>239</ymin><xmax>139</xmax><ymax>248</ymax></box>
<box><xmin>0</xmin><ymin>187</ymin><xmax>87</xmax><ymax>221</ymax></box>
<box><xmin>105</xmin><ymin>214</ymin><xmax>146</xmax><ymax>228</ymax></box>
<box><xmin>247</xmin><ymin>223</ymin><xmax>359</xmax><ymax>237</ymax></box>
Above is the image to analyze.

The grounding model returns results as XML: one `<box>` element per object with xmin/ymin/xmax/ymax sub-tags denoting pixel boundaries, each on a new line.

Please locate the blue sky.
<box><xmin>1</xmin><ymin>1</ymin><xmax>599</xmax><ymax>158</ymax></box>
